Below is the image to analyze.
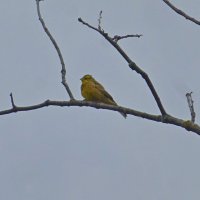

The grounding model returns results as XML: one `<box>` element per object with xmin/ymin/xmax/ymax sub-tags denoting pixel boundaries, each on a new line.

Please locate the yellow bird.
<box><xmin>80</xmin><ymin>74</ymin><xmax>127</xmax><ymax>118</ymax></box>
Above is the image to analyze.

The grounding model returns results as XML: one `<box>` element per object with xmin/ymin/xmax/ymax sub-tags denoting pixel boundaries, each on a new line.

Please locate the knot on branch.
<box><xmin>183</xmin><ymin>120</ymin><xmax>193</xmax><ymax>131</ymax></box>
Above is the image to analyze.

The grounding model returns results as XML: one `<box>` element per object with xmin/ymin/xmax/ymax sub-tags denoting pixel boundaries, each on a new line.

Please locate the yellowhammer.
<box><xmin>80</xmin><ymin>74</ymin><xmax>127</xmax><ymax>118</ymax></box>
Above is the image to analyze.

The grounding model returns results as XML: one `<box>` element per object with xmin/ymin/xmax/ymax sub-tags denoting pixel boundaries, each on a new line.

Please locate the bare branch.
<box><xmin>35</xmin><ymin>0</ymin><xmax>74</xmax><ymax>100</ymax></box>
<box><xmin>163</xmin><ymin>0</ymin><xmax>200</xmax><ymax>25</ymax></box>
<box><xmin>186</xmin><ymin>92</ymin><xmax>196</xmax><ymax>123</ymax></box>
<box><xmin>1</xmin><ymin>99</ymin><xmax>200</xmax><ymax>134</ymax></box>
<box><xmin>78</xmin><ymin>17</ymin><xmax>167</xmax><ymax>116</ymax></box>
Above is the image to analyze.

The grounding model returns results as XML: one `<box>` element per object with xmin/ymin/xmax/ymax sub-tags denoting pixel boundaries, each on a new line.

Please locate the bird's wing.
<box><xmin>100</xmin><ymin>88</ymin><xmax>115</xmax><ymax>102</ymax></box>
<box><xmin>93</xmin><ymin>79</ymin><xmax>105</xmax><ymax>90</ymax></box>
<box><xmin>93</xmin><ymin>81</ymin><xmax>116</xmax><ymax>103</ymax></box>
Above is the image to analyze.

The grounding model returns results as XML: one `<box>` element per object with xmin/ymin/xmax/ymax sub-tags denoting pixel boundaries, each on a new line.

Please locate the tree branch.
<box><xmin>0</xmin><ymin>99</ymin><xmax>200</xmax><ymax>134</ymax></box>
<box><xmin>36</xmin><ymin>0</ymin><xmax>74</xmax><ymax>100</ymax></box>
<box><xmin>163</xmin><ymin>0</ymin><xmax>200</xmax><ymax>25</ymax></box>
<box><xmin>78</xmin><ymin>17</ymin><xmax>167</xmax><ymax>116</ymax></box>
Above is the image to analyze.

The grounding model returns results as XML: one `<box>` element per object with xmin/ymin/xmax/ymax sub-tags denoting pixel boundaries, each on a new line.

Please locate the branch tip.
<box><xmin>78</xmin><ymin>17</ymin><xmax>82</xmax><ymax>22</ymax></box>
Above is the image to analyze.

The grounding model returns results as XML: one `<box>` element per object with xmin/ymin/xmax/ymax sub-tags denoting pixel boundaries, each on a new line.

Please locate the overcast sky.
<box><xmin>1</xmin><ymin>0</ymin><xmax>200</xmax><ymax>200</ymax></box>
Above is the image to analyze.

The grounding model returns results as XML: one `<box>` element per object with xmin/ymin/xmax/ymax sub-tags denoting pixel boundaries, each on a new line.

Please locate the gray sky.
<box><xmin>1</xmin><ymin>0</ymin><xmax>200</xmax><ymax>200</ymax></box>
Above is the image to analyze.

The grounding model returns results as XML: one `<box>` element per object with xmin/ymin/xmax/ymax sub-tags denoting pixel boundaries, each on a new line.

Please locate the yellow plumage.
<box><xmin>80</xmin><ymin>74</ymin><xmax>126</xmax><ymax>118</ymax></box>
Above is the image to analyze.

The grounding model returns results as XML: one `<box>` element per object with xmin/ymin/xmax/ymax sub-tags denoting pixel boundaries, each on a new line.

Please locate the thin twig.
<box><xmin>10</xmin><ymin>93</ymin><xmax>16</xmax><ymax>109</ymax></box>
<box><xmin>78</xmin><ymin>17</ymin><xmax>167</xmax><ymax>116</ymax></box>
<box><xmin>98</xmin><ymin>10</ymin><xmax>103</xmax><ymax>30</ymax></box>
<box><xmin>36</xmin><ymin>0</ymin><xmax>74</xmax><ymax>100</ymax></box>
<box><xmin>113</xmin><ymin>34</ymin><xmax>142</xmax><ymax>42</ymax></box>
<box><xmin>186</xmin><ymin>92</ymin><xmax>196</xmax><ymax>123</ymax></box>
<box><xmin>163</xmin><ymin>0</ymin><xmax>200</xmax><ymax>25</ymax></box>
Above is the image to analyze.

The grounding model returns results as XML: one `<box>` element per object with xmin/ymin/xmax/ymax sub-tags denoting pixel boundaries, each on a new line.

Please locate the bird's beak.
<box><xmin>80</xmin><ymin>76</ymin><xmax>85</xmax><ymax>81</ymax></box>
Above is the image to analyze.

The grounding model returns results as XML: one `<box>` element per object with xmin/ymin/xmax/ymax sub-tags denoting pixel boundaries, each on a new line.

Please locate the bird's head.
<box><xmin>80</xmin><ymin>74</ymin><xmax>94</xmax><ymax>83</ymax></box>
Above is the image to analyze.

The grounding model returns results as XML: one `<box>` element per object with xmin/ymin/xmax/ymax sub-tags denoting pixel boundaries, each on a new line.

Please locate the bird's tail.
<box><xmin>107</xmin><ymin>100</ymin><xmax>127</xmax><ymax>119</ymax></box>
<box><xmin>119</xmin><ymin>111</ymin><xmax>127</xmax><ymax>118</ymax></box>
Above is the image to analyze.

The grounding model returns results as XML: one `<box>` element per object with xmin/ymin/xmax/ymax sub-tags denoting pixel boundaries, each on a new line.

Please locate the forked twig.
<box><xmin>36</xmin><ymin>0</ymin><xmax>74</xmax><ymax>100</ymax></box>
<box><xmin>78</xmin><ymin>16</ymin><xmax>167</xmax><ymax>116</ymax></box>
